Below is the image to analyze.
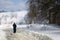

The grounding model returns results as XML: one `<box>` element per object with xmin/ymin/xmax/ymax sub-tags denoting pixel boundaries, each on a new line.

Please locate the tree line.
<box><xmin>27</xmin><ymin>0</ymin><xmax>60</xmax><ymax>25</ymax></box>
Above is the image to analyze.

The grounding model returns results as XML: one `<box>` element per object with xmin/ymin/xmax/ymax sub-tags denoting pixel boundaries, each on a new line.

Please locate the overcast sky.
<box><xmin>0</xmin><ymin>0</ymin><xmax>28</xmax><ymax>12</ymax></box>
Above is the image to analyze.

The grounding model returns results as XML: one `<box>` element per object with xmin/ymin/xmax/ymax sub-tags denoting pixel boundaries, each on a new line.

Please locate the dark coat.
<box><xmin>13</xmin><ymin>23</ymin><xmax>17</xmax><ymax>33</ymax></box>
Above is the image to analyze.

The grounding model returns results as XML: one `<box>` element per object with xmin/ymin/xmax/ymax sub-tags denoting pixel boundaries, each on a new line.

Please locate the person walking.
<box><xmin>13</xmin><ymin>23</ymin><xmax>17</xmax><ymax>33</ymax></box>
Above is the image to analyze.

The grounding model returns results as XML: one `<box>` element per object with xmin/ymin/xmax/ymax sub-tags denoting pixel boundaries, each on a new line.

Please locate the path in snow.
<box><xmin>0</xmin><ymin>24</ymin><xmax>60</xmax><ymax>40</ymax></box>
<box><xmin>0</xmin><ymin>24</ymin><xmax>52</xmax><ymax>40</ymax></box>
<box><xmin>3</xmin><ymin>29</ymin><xmax>52</xmax><ymax>40</ymax></box>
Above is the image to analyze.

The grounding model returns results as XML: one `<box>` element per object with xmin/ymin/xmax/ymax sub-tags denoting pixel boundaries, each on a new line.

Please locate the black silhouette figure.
<box><xmin>13</xmin><ymin>23</ymin><xmax>17</xmax><ymax>33</ymax></box>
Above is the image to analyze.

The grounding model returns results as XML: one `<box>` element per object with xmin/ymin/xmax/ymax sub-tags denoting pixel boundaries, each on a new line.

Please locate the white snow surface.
<box><xmin>0</xmin><ymin>11</ymin><xmax>28</xmax><ymax>24</ymax></box>
<box><xmin>0</xmin><ymin>24</ymin><xmax>53</xmax><ymax>40</ymax></box>
<box><xmin>0</xmin><ymin>30</ymin><xmax>7</xmax><ymax>40</ymax></box>
<box><xmin>0</xmin><ymin>11</ymin><xmax>60</xmax><ymax>40</ymax></box>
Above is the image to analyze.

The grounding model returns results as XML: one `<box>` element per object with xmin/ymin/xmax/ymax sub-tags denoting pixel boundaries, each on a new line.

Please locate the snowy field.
<box><xmin>0</xmin><ymin>28</ymin><xmax>53</xmax><ymax>40</ymax></box>
<box><xmin>20</xmin><ymin>24</ymin><xmax>60</xmax><ymax>40</ymax></box>
<box><xmin>0</xmin><ymin>11</ymin><xmax>60</xmax><ymax>40</ymax></box>
<box><xmin>0</xmin><ymin>24</ymin><xmax>60</xmax><ymax>40</ymax></box>
<box><xmin>0</xmin><ymin>24</ymin><xmax>53</xmax><ymax>40</ymax></box>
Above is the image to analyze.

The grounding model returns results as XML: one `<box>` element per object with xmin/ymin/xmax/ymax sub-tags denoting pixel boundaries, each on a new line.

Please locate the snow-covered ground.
<box><xmin>0</xmin><ymin>30</ymin><xmax>7</xmax><ymax>40</ymax></box>
<box><xmin>0</xmin><ymin>25</ymin><xmax>53</xmax><ymax>40</ymax></box>
<box><xmin>0</xmin><ymin>24</ymin><xmax>59</xmax><ymax>40</ymax></box>
<box><xmin>20</xmin><ymin>24</ymin><xmax>60</xmax><ymax>31</ymax></box>
<box><xmin>5</xmin><ymin>29</ymin><xmax>52</xmax><ymax>40</ymax></box>
<box><xmin>0</xmin><ymin>11</ymin><xmax>60</xmax><ymax>40</ymax></box>
<box><xmin>13</xmin><ymin>24</ymin><xmax>60</xmax><ymax>40</ymax></box>
<box><xmin>21</xmin><ymin>24</ymin><xmax>60</xmax><ymax>40</ymax></box>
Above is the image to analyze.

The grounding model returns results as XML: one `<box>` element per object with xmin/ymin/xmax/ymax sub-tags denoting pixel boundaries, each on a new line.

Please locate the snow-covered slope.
<box><xmin>0</xmin><ymin>11</ymin><xmax>28</xmax><ymax>24</ymax></box>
